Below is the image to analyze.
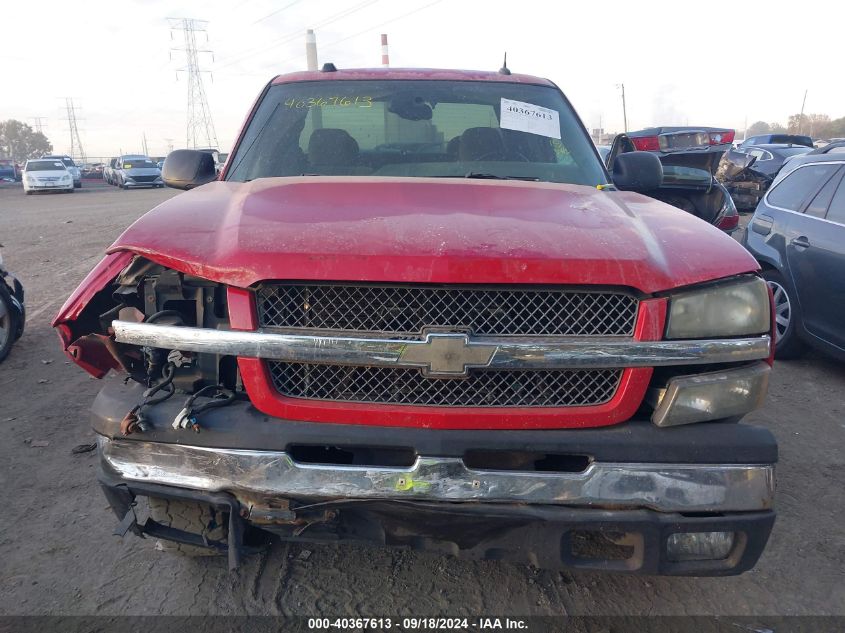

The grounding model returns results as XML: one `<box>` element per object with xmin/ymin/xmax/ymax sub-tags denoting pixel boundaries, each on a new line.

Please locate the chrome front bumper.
<box><xmin>99</xmin><ymin>436</ymin><xmax>774</xmax><ymax>513</ymax></box>
<box><xmin>112</xmin><ymin>320</ymin><xmax>771</xmax><ymax>372</ymax></box>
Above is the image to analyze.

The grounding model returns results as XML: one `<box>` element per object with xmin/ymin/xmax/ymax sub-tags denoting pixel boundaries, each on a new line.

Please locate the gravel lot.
<box><xmin>0</xmin><ymin>181</ymin><xmax>843</xmax><ymax>617</ymax></box>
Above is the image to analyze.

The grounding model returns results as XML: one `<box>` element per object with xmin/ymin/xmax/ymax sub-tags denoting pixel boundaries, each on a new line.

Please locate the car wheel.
<box><xmin>75</xmin><ymin>182</ymin><xmax>81</xmax><ymax>188</ymax></box>
<box><xmin>147</xmin><ymin>498</ymin><xmax>228</xmax><ymax>557</ymax></box>
<box><xmin>0</xmin><ymin>284</ymin><xmax>19</xmax><ymax>363</ymax></box>
<box><xmin>24</xmin><ymin>190</ymin><xmax>32</xmax><ymax>195</ymax></box>
<box><xmin>762</xmin><ymin>269</ymin><xmax>805</xmax><ymax>359</ymax></box>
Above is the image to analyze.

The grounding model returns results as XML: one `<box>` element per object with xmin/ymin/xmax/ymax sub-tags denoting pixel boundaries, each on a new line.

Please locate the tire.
<box><xmin>762</xmin><ymin>268</ymin><xmax>805</xmax><ymax>359</ymax></box>
<box><xmin>0</xmin><ymin>284</ymin><xmax>20</xmax><ymax>363</ymax></box>
<box><xmin>75</xmin><ymin>182</ymin><xmax>81</xmax><ymax>188</ymax></box>
<box><xmin>147</xmin><ymin>497</ymin><xmax>228</xmax><ymax>557</ymax></box>
<box><xmin>25</xmin><ymin>190</ymin><xmax>32</xmax><ymax>195</ymax></box>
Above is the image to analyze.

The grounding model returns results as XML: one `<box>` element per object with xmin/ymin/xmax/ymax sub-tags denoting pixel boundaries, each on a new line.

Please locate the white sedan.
<box><xmin>22</xmin><ymin>159</ymin><xmax>74</xmax><ymax>194</ymax></box>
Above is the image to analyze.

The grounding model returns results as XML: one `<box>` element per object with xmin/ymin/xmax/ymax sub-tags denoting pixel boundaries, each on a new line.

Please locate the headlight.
<box><xmin>666</xmin><ymin>276</ymin><xmax>770</xmax><ymax>339</ymax></box>
<box><xmin>61</xmin><ymin>174</ymin><xmax>71</xmax><ymax>181</ymax></box>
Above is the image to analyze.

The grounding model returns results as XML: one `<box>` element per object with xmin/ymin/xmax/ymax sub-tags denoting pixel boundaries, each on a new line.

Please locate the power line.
<box><xmin>251</xmin><ymin>0</ymin><xmax>304</xmax><ymax>25</ymax></box>
<box><xmin>317</xmin><ymin>0</ymin><xmax>443</xmax><ymax>58</ymax></box>
<box><xmin>169</xmin><ymin>17</ymin><xmax>219</xmax><ymax>150</ymax></box>
<box><xmin>215</xmin><ymin>0</ymin><xmax>380</xmax><ymax>71</ymax></box>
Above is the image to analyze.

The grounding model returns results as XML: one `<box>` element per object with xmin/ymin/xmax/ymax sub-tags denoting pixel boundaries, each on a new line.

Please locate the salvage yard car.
<box><xmin>718</xmin><ymin>144</ymin><xmax>810</xmax><ymax>212</ymax></box>
<box><xmin>22</xmin><ymin>158</ymin><xmax>75</xmax><ymax>194</ymax></box>
<box><xmin>0</xmin><ymin>247</ymin><xmax>25</xmax><ymax>363</ymax></box>
<box><xmin>743</xmin><ymin>152</ymin><xmax>845</xmax><ymax>360</ymax></box>
<box><xmin>114</xmin><ymin>155</ymin><xmax>164</xmax><ymax>189</ymax></box>
<box><xmin>42</xmin><ymin>154</ymin><xmax>82</xmax><ymax>188</ymax></box>
<box><xmin>608</xmin><ymin>127</ymin><xmax>740</xmax><ymax>233</ymax></box>
<box><xmin>0</xmin><ymin>158</ymin><xmax>20</xmax><ymax>182</ymax></box>
<box><xmin>54</xmin><ymin>67</ymin><xmax>777</xmax><ymax>576</ymax></box>
<box><xmin>739</xmin><ymin>134</ymin><xmax>813</xmax><ymax>149</ymax></box>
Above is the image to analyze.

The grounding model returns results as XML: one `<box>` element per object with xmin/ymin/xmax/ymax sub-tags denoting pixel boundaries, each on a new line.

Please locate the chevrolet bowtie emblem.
<box><xmin>398</xmin><ymin>334</ymin><xmax>497</xmax><ymax>377</ymax></box>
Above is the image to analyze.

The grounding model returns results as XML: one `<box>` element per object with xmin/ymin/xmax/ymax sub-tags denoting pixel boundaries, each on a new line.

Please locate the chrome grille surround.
<box><xmin>268</xmin><ymin>362</ymin><xmax>623</xmax><ymax>408</ymax></box>
<box><xmin>257</xmin><ymin>284</ymin><xmax>639</xmax><ymax>337</ymax></box>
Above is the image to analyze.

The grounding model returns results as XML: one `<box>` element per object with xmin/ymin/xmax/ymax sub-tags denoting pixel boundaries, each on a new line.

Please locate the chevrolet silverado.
<box><xmin>54</xmin><ymin>67</ymin><xmax>776</xmax><ymax>575</ymax></box>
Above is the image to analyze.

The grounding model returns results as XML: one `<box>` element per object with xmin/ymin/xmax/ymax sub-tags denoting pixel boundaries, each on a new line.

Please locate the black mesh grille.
<box><xmin>130</xmin><ymin>175</ymin><xmax>158</xmax><ymax>183</ymax></box>
<box><xmin>257</xmin><ymin>284</ymin><xmax>638</xmax><ymax>336</ymax></box>
<box><xmin>268</xmin><ymin>362</ymin><xmax>622</xmax><ymax>408</ymax></box>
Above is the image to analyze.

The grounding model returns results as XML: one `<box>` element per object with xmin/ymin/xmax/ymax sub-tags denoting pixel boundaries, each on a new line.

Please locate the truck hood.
<box><xmin>109</xmin><ymin>176</ymin><xmax>758</xmax><ymax>294</ymax></box>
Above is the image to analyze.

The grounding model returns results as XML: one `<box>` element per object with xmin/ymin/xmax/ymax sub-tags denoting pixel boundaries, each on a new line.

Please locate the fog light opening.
<box><xmin>666</xmin><ymin>531</ymin><xmax>736</xmax><ymax>562</ymax></box>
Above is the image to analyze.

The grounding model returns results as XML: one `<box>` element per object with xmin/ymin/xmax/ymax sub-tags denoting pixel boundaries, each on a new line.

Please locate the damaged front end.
<box><xmin>716</xmin><ymin>149</ymin><xmax>773</xmax><ymax>211</ymax></box>
<box><xmin>53</xmin><ymin>252</ymin><xmax>237</xmax><ymax>392</ymax></box>
<box><xmin>55</xmin><ymin>252</ymin><xmax>777</xmax><ymax>576</ymax></box>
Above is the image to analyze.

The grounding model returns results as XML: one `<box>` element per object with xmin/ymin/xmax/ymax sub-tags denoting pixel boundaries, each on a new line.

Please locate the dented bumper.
<box><xmin>94</xmin><ymin>379</ymin><xmax>777</xmax><ymax>575</ymax></box>
<box><xmin>99</xmin><ymin>436</ymin><xmax>774</xmax><ymax>514</ymax></box>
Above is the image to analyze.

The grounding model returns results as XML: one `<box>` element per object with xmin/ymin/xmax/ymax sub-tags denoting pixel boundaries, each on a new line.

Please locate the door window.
<box><xmin>827</xmin><ymin>175</ymin><xmax>845</xmax><ymax>224</ymax></box>
<box><xmin>766</xmin><ymin>164</ymin><xmax>840</xmax><ymax>211</ymax></box>
<box><xmin>804</xmin><ymin>168</ymin><xmax>843</xmax><ymax>218</ymax></box>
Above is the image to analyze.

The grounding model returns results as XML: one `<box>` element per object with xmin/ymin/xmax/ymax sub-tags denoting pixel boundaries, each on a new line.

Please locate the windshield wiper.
<box><xmin>464</xmin><ymin>172</ymin><xmax>539</xmax><ymax>181</ymax></box>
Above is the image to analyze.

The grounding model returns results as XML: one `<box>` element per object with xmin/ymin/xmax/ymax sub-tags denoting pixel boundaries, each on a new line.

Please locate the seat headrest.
<box><xmin>308</xmin><ymin>129</ymin><xmax>360</xmax><ymax>166</ymax></box>
<box><xmin>459</xmin><ymin>127</ymin><xmax>505</xmax><ymax>161</ymax></box>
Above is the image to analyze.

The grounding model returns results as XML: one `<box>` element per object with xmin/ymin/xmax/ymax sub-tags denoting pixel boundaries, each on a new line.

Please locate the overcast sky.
<box><xmin>3</xmin><ymin>0</ymin><xmax>841</xmax><ymax>158</ymax></box>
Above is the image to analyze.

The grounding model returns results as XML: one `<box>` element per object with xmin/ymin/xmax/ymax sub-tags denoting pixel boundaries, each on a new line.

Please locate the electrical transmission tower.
<box><xmin>65</xmin><ymin>98</ymin><xmax>87</xmax><ymax>164</ymax></box>
<box><xmin>169</xmin><ymin>18</ymin><xmax>218</xmax><ymax>150</ymax></box>
<box><xmin>30</xmin><ymin>117</ymin><xmax>48</xmax><ymax>134</ymax></box>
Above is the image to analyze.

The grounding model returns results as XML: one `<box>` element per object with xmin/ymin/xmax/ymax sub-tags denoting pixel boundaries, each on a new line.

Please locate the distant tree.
<box><xmin>0</xmin><ymin>120</ymin><xmax>53</xmax><ymax>162</ymax></box>
<box><xmin>807</xmin><ymin>114</ymin><xmax>832</xmax><ymax>139</ymax></box>
<box><xmin>746</xmin><ymin>121</ymin><xmax>771</xmax><ymax>136</ymax></box>
<box><xmin>787</xmin><ymin>113</ymin><xmax>804</xmax><ymax>134</ymax></box>
<box><xmin>829</xmin><ymin>117</ymin><xmax>845</xmax><ymax>138</ymax></box>
<box><xmin>770</xmin><ymin>122</ymin><xmax>787</xmax><ymax>134</ymax></box>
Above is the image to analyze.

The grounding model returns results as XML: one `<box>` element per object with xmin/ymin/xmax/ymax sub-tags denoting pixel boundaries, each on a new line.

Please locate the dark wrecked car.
<box><xmin>54</xmin><ymin>68</ymin><xmax>777</xmax><ymax>575</ymax></box>
<box><xmin>0</xmin><ymin>247</ymin><xmax>25</xmax><ymax>362</ymax></box>
<box><xmin>717</xmin><ymin>144</ymin><xmax>810</xmax><ymax>212</ymax></box>
<box><xmin>608</xmin><ymin>127</ymin><xmax>740</xmax><ymax>232</ymax></box>
<box><xmin>739</xmin><ymin>145</ymin><xmax>812</xmax><ymax>180</ymax></box>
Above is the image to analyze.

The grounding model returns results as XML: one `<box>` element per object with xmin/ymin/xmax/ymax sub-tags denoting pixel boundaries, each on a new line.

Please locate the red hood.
<box><xmin>109</xmin><ymin>177</ymin><xmax>757</xmax><ymax>293</ymax></box>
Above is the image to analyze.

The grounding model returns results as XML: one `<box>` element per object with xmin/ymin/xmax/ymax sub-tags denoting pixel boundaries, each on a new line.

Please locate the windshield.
<box><xmin>227</xmin><ymin>80</ymin><xmax>607</xmax><ymax>186</ymax></box>
<box><xmin>123</xmin><ymin>159</ymin><xmax>156</xmax><ymax>169</ymax></box>
<box><xmin>26</xmin><ymin>161</ymin><xmax>66</xmax><ymax>172</ymax></box>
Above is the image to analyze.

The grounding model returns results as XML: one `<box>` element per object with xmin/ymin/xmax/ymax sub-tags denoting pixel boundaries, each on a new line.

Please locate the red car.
<box><xmin>54</xmin><ymin>67</ymin><xmax>776</xmax><ymax>575</ymax></box>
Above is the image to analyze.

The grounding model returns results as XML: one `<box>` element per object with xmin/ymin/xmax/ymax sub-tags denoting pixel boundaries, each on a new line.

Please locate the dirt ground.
<box><xmin>0</xmin><ymin>181</ymin><xmax>843</xmax><ymax>617</ymax></box>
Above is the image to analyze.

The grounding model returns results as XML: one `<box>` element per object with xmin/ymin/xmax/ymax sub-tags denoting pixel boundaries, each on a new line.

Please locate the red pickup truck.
<box><xmin>54</xmin><ymin>67</ymin><xmax>776</xmax><ymax>575</ymax></box>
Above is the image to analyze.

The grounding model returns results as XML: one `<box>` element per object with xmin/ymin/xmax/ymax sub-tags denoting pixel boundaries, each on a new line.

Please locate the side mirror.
<box><xmin>605</xmin><ymin>133</ymin><xmax>637</xmax><ymax>170</ymax></box>
<box><xmin>611</xmin><ymin>151</ymin><xmax>663</xmax><ymax>192</ymax></box>
<box><xmin>162</xmin><ymin>149</ymin><xmax>217</xmax><ymax>190</ymax></box>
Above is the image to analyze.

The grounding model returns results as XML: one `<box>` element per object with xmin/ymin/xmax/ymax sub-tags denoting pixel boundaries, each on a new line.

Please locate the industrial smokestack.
<box><xmin>381</xmin><ymin>33</ymin><xmax>389</xmax><ymax>67</ymax></box>
<box><xmin>305</xmin><ymin>29</ymin><xmax>318</xmax><ymax>71</ymax></box>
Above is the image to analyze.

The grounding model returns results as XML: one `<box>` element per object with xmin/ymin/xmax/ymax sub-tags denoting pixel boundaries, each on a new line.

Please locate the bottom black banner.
<box><xmin>0</xmin><ymin>616</ymin><xmax>842</xmax><ymax>633</ymax></box>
